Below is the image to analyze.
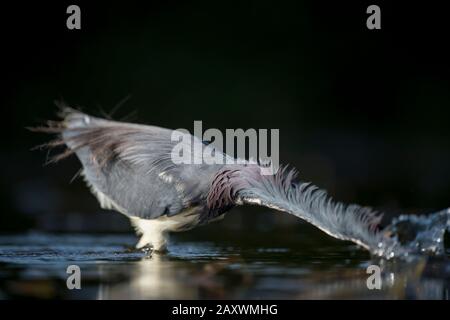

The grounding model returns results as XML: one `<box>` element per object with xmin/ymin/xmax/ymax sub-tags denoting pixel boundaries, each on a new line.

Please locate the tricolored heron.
<box><xmin>32</xmin><ymin>104</ymin><xmax>449</xmax><ymax>257</ymax></box>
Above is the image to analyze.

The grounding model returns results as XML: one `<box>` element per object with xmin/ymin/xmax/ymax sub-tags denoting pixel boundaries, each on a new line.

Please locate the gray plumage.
<box><xmin>32</xmin><ymin>105</ymin><xmax>447</xmax><ymax>255</ymax></box>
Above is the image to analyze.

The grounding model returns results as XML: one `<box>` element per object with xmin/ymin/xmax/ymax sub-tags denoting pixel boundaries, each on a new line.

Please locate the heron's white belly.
<box><xmin>129</xmin><ymin>207</ymin><xmax>203</xmax><ymax>251</ymax></box>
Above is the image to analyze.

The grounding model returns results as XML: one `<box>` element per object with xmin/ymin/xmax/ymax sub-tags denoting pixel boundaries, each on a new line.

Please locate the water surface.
<box><xmin>0</xmin><ymin>230</ymin><xmax>449</xmax><ymax>299</ymax></box>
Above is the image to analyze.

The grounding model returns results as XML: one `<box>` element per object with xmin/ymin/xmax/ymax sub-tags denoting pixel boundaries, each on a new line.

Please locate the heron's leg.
<box><xmin>130</xmin><ymin>217</ymin><xmax>169</xmax><ymax>253</ymax></box>
<box><xmin>135</xmin><ymin>232</ymin><xmax>168</xmax><ymax>252</ymax></box>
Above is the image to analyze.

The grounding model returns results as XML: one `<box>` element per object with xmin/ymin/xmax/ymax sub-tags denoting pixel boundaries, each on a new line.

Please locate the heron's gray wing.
<box><xmin>46</xmin><ymin>108</ymin><xmax>221</xmax><ymax>219</ymax></box>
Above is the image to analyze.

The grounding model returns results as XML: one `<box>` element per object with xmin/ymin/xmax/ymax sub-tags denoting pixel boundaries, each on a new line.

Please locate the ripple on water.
<box><xmin>0</xmin><ymin>232</ymin><xmax>448</xmax><ymax>299</ymax></box>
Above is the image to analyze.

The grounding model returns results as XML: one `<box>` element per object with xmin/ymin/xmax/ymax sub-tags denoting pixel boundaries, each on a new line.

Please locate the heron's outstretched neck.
<box><xmin>209</xmin><ymin>165</ymin><xmax>384</xmax><ymax>251</ymax></box>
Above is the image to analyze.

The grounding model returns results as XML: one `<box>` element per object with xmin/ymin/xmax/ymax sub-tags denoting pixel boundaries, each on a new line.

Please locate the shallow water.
<box><xmin>0</xmin><ymin>231</ymin><xmax>449</xmax><ymax>299</ymax></box>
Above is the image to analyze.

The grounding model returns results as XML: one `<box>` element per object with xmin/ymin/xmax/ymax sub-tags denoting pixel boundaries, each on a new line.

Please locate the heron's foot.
<box><xmin>141</xmin><ymin>245</ymin><xmax>154</xmax><ymax>255</ymax></box>
<box><xmin>134</xmin><ymin>241</ymin><xmax>168</xmax><ymax>255</ymax></box>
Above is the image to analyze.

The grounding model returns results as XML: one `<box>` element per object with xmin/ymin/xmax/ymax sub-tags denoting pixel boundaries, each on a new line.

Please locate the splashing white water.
<box><xmin>373</xmin><ymin>208</ymin><xmax>449</xmax><ymax>259</ymax></box>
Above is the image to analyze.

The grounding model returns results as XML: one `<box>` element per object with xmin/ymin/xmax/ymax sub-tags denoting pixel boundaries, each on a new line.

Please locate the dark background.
<box><xmin>1</xmin><ymin>1</ymin><xmax>449</xmax><ymax>234</ymax></box>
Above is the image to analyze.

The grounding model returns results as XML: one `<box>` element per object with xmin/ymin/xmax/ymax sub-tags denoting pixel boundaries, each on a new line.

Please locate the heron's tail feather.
<box><xmin>29</xmin><ymin>101</ymin><xmax>137</xmax><ymax>165</ymax></box>
<box><xmin>28</xmin><ymin>101</ymin><xmax>96</xmax><ymax>163</ymax></box>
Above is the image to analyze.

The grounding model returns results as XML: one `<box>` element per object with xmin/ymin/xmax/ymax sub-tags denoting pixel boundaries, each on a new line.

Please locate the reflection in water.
<box><xmin>96</xmin><ymin>255</ymin><xmax>197</xmax><ymax>299</ymax></box>
<box><xmin>69</xmin><ymin>251</ymin><xmax>450</xmax><ymax>299</ymax></box>
<box><xmin>293</xmin><ymin>257</ymin><xmax>448</xmax><ymax>299</ymax></box>
<box><xmin>0</xmin><ymin>233</ymin><xmax>448</xmax><ymax>299</ymax></box>
<box><xmin>96</xmin><ymin>254</ymin><xmax>253</xmax><ymax>299</ymax></box>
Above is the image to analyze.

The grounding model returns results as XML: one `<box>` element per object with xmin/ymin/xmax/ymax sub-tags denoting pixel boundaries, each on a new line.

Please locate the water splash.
<box><xmin>373</xmin><ymin>208</ymin><xmax>449</xmax><ymax>259</ymax></box>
